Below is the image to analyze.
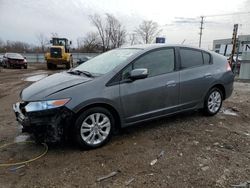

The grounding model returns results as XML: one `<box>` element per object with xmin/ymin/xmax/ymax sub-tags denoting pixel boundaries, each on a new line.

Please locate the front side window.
<box><xmin>180</xmin><ymin>48</ymin><xmax>203</xmax><ymax>69</ymax></box>
<box><xmin>130</xmin><ymin>48</ymin><xmax>175</xmax><ymax>78</ymax></box>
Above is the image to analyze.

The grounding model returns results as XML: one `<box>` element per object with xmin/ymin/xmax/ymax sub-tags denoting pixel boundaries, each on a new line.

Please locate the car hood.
<box><xmin>21</xmin><ymin>72</ymin><xmax>92</xmax><ymax>101</ymax></box>
<box><xmin>8</xmin><ymin>57</ymin><xmax>24</xmax><ymax>60</ymax></box>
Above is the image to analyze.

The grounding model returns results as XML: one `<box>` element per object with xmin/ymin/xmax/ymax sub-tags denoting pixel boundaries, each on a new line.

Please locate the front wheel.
<box><xmin>65</xmin><ymin>62</ymin><xmax>71</xmax><ymax>69</ymax></box>
<box><xmin>203</xmin><ymin>88</ymin><xmax>223</xmax><ymax>116</ymax></box>
<box><xmin>75</xmin><ymin>107</ymin><xmax>114</xmax><ymax>149</ymax></box>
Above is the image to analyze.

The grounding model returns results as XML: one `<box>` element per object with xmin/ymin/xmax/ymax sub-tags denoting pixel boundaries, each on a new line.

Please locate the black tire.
<box><xmin>6</xmin><ymin>62</ymin><xmax>10</xmax><ymax>69</ymax></box>
<box><xmin>47</xmin><ymin>63</ymin><xmax>52</xmax><ymax>69</ymax></box>
<box><xmin>203</xmin><ymin>87</ymin><xmax>223</xmax><ymax>116</ymax></box>
<box><xmin>47</xmin><ymin>63</ymin><xmax>56</xmax><ymax>69</ymax></box>
<box><xmin>65</xmin><ymin>62</ymin><xmax>71</xmax><ymax>69</ymax></box>
<box><xmin>24</xmin><ymin>65</ymin><xmax>27</xmax><ymax>69</ymax></box>
<box><xmin>75</xmin><ymin>107</ymin><xmax>114</xmax><ymax>149</ymax></box>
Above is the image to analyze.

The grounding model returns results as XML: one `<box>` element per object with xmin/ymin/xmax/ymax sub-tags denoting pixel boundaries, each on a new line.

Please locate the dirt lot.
<box><xmin>0</xmin><ymin>64</ymin><xmax>250</xmax><ymax>188</ymax></box>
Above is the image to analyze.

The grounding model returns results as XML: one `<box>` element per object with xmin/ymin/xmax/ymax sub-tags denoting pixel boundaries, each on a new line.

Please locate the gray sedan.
<box><xmin>13</xmin><ymin>44</ymin><xmax>234</xmax><ymax>149</ymax></box>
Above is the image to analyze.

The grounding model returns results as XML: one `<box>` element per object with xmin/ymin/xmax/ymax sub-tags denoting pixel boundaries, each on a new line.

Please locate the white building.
<box><xmin>213</xmin><ymin>35</ymin><xmax>250</xmax><ymax>57</ymax></box>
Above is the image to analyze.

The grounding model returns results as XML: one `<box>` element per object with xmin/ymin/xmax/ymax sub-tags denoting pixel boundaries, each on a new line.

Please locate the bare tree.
<box><xmin>76</xmin><ymin>37</ymin><xmax>84</xmax><ymax>50</ymax></box>
<box><xmin>0</xmin><ymin>38</ymin><xmax>4</xmax><ymax>47</ymax></box>
<box><xmin>106</xmin><ymin>14</ymin><xmax>126</xmax><ymax>48</ymax></box>
<box><xmin>51</xmin><ymin>32</ymin><xmax>59</xmax><ymax>38</ymax></box>
<box><xmin>36</xmin><ymin>33</ymin><xmax>48</xmax><ymax>52</ymax></box>
<box><xmin>90</xmin><ymin>13</ymin><xmax>126</xmax><ymax>52</ymax></box>
<box><xmin>90</xmin><ymin>14</ymin><xmax>107</xmax><ymax>52</ymax></box>
<box><xmin>2</xmin><ymin>40</ymin><xmax>32</xmax><ymax>53</ymax></box>
<box><xmin>128</xmin><ymin>33</ymin><xmax>141</xmax><ymax>45</ymax></box>
<box><xmin>83</xmin><ymin>32</ymin><xmax>101</xmax><ymax>52</ymax></box>
<box><xmin>136</xmin><ymin>20</ymin><xmax>161</xmax><ymax>44</ymax></box>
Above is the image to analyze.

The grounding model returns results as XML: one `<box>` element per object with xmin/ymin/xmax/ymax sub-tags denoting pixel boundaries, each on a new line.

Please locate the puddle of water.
<box><xmin>15</xmin><ymin>134</ymin><xmax>31</xmax><ymax>143</ymax></box>
<box><xmin>22</xmin><ymin>74</ymin><xmax>48</xmax><ymax>82</ymax></box>
<box><xmin>222</xmin><ymin>109</ymin><xmax>238</xmax><ymax>116</ymax></box>
<box><xmin>23</xmin><ymin>71</ymin><xmax>49</xmax><ymax>77</ymax></box>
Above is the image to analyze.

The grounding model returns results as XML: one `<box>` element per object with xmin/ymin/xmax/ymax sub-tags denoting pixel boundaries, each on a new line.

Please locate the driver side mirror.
<box><xmin>128</xmin><ymin>68</ymin><xmax>148</xmax><ymax>80</ymax></box>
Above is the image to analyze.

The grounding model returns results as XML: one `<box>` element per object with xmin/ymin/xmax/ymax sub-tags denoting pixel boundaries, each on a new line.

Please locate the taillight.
<box><xmin>226</xmin><ymin>62</ymin><xmax>232</xmax><ymax>71</ymax></box>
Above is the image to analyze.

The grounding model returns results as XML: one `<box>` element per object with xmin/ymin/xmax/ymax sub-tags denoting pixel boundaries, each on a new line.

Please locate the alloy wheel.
<box><xmin>207</xmin><ymin>90</ymin><xmax>222</xmax><ymax>113</ymax></box>
<box><xmin>80</xmin><ymin>113</ymin><xmax>111</xmax><ymax>145</ymax></box>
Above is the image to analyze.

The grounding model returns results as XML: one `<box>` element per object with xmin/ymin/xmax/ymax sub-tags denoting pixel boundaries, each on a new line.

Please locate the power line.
<box><xmin>204</xmin><ymin>11</ymin><xmax>250</xmax><ymax>18</ymax></box>
<box><xmin>198</xmin><ymin>11</ymin><xmax>250</xmax><ymax>47</ymax></box>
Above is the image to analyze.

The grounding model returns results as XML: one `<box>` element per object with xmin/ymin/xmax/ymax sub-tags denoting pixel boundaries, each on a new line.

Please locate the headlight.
<box><xmin>25</xmin><ymin>98</ymin><xmax>70</xmax><ymax>112</ymax></box>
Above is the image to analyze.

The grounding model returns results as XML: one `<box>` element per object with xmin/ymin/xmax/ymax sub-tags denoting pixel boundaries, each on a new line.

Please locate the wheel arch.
<box><xmin>209</xmin><ymin>84</ymin><xmax>226</xmax><ymax>100</ymax></box>
<box><xmin>75</xmin><ymin>102</ymin><xmax>122</xmax><ymax>132</ymax></box>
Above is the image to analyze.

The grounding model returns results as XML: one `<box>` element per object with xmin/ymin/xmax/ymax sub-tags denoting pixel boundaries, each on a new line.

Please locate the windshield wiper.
<box><xmin>67</xmin><ymin>69</ymin><xmax>93</xmax><ymax>77</ymax></box>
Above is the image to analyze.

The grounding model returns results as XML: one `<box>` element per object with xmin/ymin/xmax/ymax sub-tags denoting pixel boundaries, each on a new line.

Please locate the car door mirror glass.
<box><xmin>129</xmin><ymin>68</ymin><xmax>148</xmax><ymax>80</ymax></box>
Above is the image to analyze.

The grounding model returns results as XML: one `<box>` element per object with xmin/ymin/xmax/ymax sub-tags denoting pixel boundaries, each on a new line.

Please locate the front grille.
<box><xmin>50</xmin><ymin>48</ymin><xmax>62</xmax><ymax>58</ymax></box>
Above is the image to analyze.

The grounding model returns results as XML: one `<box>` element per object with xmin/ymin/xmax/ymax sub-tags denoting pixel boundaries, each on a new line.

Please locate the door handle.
<box><xmin>166</xmin><ymin>80</ymin><xmax>176</xmax><ymax>87</ymax></box>
<box><xmin>204</xmin><ymin>73</ymin><xmax>212</xmax><ymax>78</ymax></box>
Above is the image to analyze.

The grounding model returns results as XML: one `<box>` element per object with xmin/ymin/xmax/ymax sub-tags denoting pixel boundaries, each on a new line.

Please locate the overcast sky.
<box><xmin>0</xmin><ymin>0</ymin><xmax>249</xmax><ymax>49</ymax></box>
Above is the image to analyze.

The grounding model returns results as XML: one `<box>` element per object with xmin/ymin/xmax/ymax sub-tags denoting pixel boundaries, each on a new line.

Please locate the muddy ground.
<box><xmin>0</xmin><ymin>64</ymin><xmax>250</xmax><ymax>188</ymax></box>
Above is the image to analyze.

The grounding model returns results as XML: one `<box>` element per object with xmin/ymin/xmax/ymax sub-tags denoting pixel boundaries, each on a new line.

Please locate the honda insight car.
<box><xmin>13</xmin><ymin>44</ymin><xmax>234</xmax><ymax>149</ymax></box>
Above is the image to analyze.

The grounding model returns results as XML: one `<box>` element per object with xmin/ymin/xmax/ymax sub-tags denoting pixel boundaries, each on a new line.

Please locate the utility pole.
<box><xmin>198</xmin><ymin>16</ymin><xmax>204</xmax><ymax>48</ymax></box>
<box><xmin>229</xmin><ymin>24</ymin><xmax>238</xmax><ymax>68</ymax></box>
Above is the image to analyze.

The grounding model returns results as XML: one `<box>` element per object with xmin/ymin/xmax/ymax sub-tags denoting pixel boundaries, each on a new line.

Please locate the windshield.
<box><xmin>74</xmin><ymin>48</ymin><xmax>141</xmax><ymax>75</ymax></box>
<box><xmin>6</xmin><ymin>53</ymin><xmax>23</xmax><ymax>59</ymax></box>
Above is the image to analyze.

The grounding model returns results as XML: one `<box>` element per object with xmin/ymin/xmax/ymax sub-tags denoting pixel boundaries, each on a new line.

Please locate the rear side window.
<box><xmin>180</xmin><ymin>48</ymin><xmax>203</xmax><ymax>69</ymax></box>
<box><xmin>133</xmin><ymin>48</ymin><xmax>175</xmax><ymax>77</ymax></box>
<box><xmin>203</xmin><ymin>52</ymin><xmax>211</xmax><ymax>64</ymax></box>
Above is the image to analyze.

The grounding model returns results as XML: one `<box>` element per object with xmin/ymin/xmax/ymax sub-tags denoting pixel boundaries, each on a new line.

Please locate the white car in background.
<box><xmin>0</xmin><ymin>55</ymin><xmax>3</xmax><ymax>66</ymax></box>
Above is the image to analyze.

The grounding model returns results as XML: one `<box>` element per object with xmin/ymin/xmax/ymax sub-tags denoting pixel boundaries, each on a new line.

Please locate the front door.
<box><xmin>119</xmin><ymin>48</ymin><xmax>180</xmax><ymax>124</ymax></box>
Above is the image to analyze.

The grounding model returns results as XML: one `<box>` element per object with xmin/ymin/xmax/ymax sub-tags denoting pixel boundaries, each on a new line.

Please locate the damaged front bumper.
<box><xmin>13</xmin><ymin>102</ymin><xmax>74</xmax><ymax>143</ymax></box>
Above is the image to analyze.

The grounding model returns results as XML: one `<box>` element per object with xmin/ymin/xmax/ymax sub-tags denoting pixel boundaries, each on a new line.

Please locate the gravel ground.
<box><xmin>0</xmin><ymin>64</ymin><xmax>250</xmax><ymax>188</ymax></box>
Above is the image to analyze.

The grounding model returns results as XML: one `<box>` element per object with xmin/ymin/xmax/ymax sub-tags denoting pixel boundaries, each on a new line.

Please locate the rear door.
<box><xmin>119</xmin><ymin>48</ymin><xmax>180</xmax><ymax>124</ymax></box>
<box><xmin>179</xmin><ymin>47</ymin><xmax>214</xmax><ymax>109</ymax></box>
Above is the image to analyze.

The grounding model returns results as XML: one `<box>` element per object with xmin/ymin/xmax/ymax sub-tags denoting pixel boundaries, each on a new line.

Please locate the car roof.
<box><xmin>121</xmin><ymin>44</ymin><xmax>212</xmax><ymax>53</ymax></box>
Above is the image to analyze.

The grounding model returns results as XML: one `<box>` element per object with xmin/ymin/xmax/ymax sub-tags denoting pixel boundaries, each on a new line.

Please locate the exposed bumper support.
<box><xmin>13</xmin><ymin>103</ymin><xmax>74</xmax><ymax>143</ymax></box>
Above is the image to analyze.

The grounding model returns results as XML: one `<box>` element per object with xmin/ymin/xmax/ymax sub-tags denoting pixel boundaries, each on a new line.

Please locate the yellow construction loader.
<box><xmin>45</xmin><ymin>38</ymin><xmax>73</xmax><ymax>69</ymax></box>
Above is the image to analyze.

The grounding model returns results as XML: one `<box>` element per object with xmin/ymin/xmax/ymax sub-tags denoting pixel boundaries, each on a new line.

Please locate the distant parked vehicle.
<box><xmin>227</xmin><ymin>56</ymin><xmax>241</xmax><ymax>73</ymax></box>
<box><xmin>2</xmin><ymin>53</ymin><xmax>27</xmax><ymax>69</ymax></box>
<box><xmin>0</xmin><ymin>55</ymin><xmax>3</xmax><ymax>66</ymax></box>
<box><xmin>76</xmin><ymin>56</ymin><xmax>90</xmax><ymax>65</ymax></box>
<box><xmin>45</xmin><ymin>37</ymin><xmax>73</xmax><ymax>69</ymax></box>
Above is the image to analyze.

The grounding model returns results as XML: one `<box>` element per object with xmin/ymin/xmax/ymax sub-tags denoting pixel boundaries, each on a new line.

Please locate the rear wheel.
<box><xmin>75</xmin><ymin>107</ymin><xmax>114</xmax><ymax>149</ymax></box>
<box><xmin>203</xmin><ymin>88</ymin><xmax>223</xmax><ymax>116</ymax></box>
<box><xmin>47</xmin><ymin>63</ymin><xmax>52</xmax><ymax>69</ymax></box>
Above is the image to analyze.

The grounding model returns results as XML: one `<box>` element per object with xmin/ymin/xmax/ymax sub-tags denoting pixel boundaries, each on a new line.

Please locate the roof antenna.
<box><xmin>181</xmin><ymin>39</ymin><xmax>186</xmax><ymax>44</ymax></box>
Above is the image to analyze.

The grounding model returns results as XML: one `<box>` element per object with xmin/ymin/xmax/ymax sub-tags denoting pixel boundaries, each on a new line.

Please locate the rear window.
<box><xmin>180</xmin><ymin>48</ymin><xmax>203</xmax><ymax>69</ymax></box>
